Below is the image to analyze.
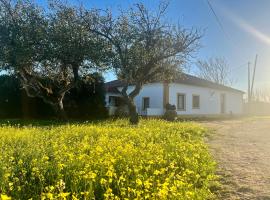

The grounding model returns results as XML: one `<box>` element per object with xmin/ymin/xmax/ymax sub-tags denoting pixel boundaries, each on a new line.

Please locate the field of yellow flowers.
<box><xmin>0</xmin><ymin>119</ymin><xmax>217</xmax><ymax>199</ymax></box>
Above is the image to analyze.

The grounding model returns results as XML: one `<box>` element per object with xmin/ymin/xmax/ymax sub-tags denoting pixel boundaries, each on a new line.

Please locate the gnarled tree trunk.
<box><xmin>124</xmin><ymin>97</ymin><xmax>139</xmax><ymax>124</ymax></box>
<box><xmin>55</xmin><ymin>94</ymin><xmax>67</xmax><ymax>120</ymax></box>
<box><xmin>18</xmin><ymin>68</ymin><xmax>73</xmax><ymax>120</ymax></box>
<box><xmin>72</xmin><ymin>65</ymin><xmax>79</xmax><ymax>81</ymax></box>
<box><xmin>122</xmin><ymin>82</ymin><xmax>141</xmax><ymax>125</ymax></box>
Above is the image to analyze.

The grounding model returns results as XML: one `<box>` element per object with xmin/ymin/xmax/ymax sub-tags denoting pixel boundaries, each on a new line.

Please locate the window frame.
<box><xmin>177</xmin><ymin>93</ymin><xmax>186</xmax><ymax>111</ymax></box>
<box><xmin>108</xmin><ymin>96</ymin><xmax>122</xmax><ymax>107</ymax></box>
<box><xmin>108</xmin><ymin>96</ymin><xmax>115</xmax><ymax>106</ymax></box>
<box><xmin>192</xmin><ymin>94</ymin><xmax>200</xmax><ymax>109</ymax></box>
<box><xmin>142</xmin><ymin>97</ymin><xmax>150</xmax><ymax>111</ymax></box>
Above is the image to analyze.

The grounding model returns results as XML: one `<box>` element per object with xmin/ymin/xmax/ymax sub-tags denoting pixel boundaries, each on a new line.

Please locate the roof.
<box><xmin>105</xmin><ymin>73</ymin><xmax>245</xmax><ymax>94</ymax></box>
<box><xmin>105</xmin><ymin>79</ymin><xmax>125</xmax><ymax>93</ymax></box>
<box><xmin>174</xmin><ymin>74</ymin><xmax>244</xmax><ymax>93</ymax></box>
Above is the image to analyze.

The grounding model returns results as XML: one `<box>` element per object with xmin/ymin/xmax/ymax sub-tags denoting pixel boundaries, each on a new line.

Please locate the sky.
<box><xmin>36</xmin><ymin>0</ymin><xmax>270</xmax><ymax>93</ymax></box>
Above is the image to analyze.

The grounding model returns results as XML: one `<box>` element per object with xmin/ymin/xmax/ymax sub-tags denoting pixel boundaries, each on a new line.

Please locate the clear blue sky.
<box><xmin>37</xmin><ymin>0</ymin><xmax>270</xmax><ymax>92</ymax></box>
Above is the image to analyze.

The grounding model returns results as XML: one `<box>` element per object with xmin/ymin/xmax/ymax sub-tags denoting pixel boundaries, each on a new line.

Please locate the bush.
<box><xmin>64</xmin><ymin>73</ymin><xmax>108</xmax><ymax>119</ymax></box>
<box><xmin>163</xmin><ymin>103</ymin><xmax>177</xmax><ymax>121</ymax></box>
<box><xmin>0</xmin><ymin>74</ymin><xmax>107</xmax><ymax>119</ymax></box>
<box><xmin>114</xmin><ymin>105</ymin><xmax>129</xmax><ymax>117</ymax></box>
<box><xmin>0</xmin><ymin>75</ymin><xmax>54</xmax><ymax>118</ymax></box>
<box><xmin>0</xmin><ymin>119</ymin><xmax>217</xmax><ymax>199</ymax></box>
<box><xmin>0</xmin><ymin>75</ymin><xmax>22</xmax><ymax>118</ymax></box>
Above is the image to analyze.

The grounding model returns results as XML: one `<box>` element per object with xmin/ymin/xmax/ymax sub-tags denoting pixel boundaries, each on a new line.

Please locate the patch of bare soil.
<box><xmin>203</xmin><ymin>118</ymin><xmax>270</xmax><ymax>200</ymax></box>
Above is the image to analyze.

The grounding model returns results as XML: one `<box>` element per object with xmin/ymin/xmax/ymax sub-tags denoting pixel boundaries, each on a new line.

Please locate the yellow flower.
<box><xmin>144</xmin><ymin>180</ymin><xmax>152</xmax><ymax>189</ymax></box>
<box><xmin>18</xmin><ymin>159</ymin><xmax>23</xmax><ymax>165</ymax></box>
<box><xmin>0</xmin><ymin>119</ymin><xmax>216</xmax><ymax>199</ymax></box>
<box><xmin>42</xmin><ymin>192</ymin><xmax>54</xmax><ymax>200</ymax></box>
<box><xmin>58</xmin><ymin>192</ymin><xmax>70</xmax><ymax>199</ymax></box>
<box><xmin>106</xmin><ymin>170</ymin><xmax>113</xmax><ymax>177</ymax></box>
<box><xmin>136</xmin><ymin>179</ymin><xmax>143</xmax><ymax>186</ymax></box>
<box><xmin>100</xmin><ymin>178</ymin><xmax>107</xmax><ymax>185</ymax></box>
<box><xmin>119</xmin><ymin>175</ymin><xmax>126</xmax><ymax>182</ymax></box>
<box><xmin>71</xmin><ymin>195</ymin><xmax>79</xmax><ymax>200</ymax></box>
<box><xmin>96</xmin><ymin>146</ymin><xmax>103</xmax><ymax>153</ymax></box>
<box><xmin>0</xmin><ymin>194</ymin><xmax>11</xmax><ymax>200</ymax></box>
<box><xmin>154</xmin><ymin>170</ymin><xmax>160</xmax><ymax>175</ymax></box>
<box><xmin>80</xmin><ymin>192</ymin><xmax>89</xmax><ymax>196</ymax></box>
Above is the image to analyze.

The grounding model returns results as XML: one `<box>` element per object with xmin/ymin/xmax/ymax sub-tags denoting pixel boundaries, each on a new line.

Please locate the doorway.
<box><xmin>220</xmin><ymin>94</ymin><xmax>226</xmax><ymax>114</ymax></box>
<box><xmin>142</xmin><ymin>97</ymin><xmax>150</xmax><ymax>111</ymax></box>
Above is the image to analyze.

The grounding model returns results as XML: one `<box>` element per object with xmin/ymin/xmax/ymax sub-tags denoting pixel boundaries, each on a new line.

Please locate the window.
<box><xmin>109</xmin><ymin>96</ymin><xmax>122</xmax><ymax>106</ymax></box>
<box><xmin>142</xmin><ymin>97</ymin><xmax>150</xmax><ymax>111</ymax></box>
<box><xmin>192</xmin><ymin>95</ymin><xmax>200</xmax><ymax>109</ymax></box>
<box><xmin>177</xmin><ymin>94</ymin><xmax>186</xmax><ymax>110</ymax></box>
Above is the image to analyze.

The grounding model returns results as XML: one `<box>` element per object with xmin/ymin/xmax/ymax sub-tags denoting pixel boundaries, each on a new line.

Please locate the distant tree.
<box><xmin>84</xmin><ymin>2</ymin><xmax>201</xmax><ymax>124</ymax></box>
<box><xmin>0</xmin><ymin>0</ymin><xmax>109</xmax><ymax>119</ymax></box>
<box><xmin>196</xmin><ymin>57</ymin><xmax>234</xmax><ymax>86</ymax></box>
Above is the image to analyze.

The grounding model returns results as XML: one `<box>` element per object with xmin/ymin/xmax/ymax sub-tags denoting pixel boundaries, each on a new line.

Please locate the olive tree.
<box><xmin>84</xmin><ymin>2</ymin><xmax>201</xmax><ymax>124</ymax></box>
<box><xmin>0</xmin><ymin>0</ymin><xmax>109</xmax><ymax>119</ymax></box>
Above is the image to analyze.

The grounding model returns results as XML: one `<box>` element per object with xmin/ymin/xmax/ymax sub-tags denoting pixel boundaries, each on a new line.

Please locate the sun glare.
<box><xmin>220</xmin><ymin>6</ymin><xmax>270</xmax><ymax>46</ymax></box>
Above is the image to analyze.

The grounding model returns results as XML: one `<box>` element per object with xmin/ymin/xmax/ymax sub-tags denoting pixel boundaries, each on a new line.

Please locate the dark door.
<box><xmin>220</xmin><ymin>94</ymin><xmax>226</xmax><ymax>114</ymax></box>
<box><xmin>142</xmin><ymin>97</ymin><xmax>150</xmax><ymax>111</ymax></box>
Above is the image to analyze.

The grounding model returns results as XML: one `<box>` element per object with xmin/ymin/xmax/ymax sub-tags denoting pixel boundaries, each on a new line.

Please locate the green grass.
<box><xmin>0</xmin><ymin>119</ymin><xmax>218</xmax><ymax>199</ymax></box>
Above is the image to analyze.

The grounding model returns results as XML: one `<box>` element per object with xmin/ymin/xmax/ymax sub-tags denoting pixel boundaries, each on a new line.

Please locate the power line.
<box><xmin>205</xmin><ymin>0</ymin><xmax>252</xmax><ymax>72</ymax></box>
<box><xmin>206</xmin><ymin>0</ymin><xmax>231</xmax><ymax>41</ymax></box>
<box><xmin>206</xmin><ymin>0</ymin><xmax>230</xmax><ymax>40</ymax></box>
<box><xmin>205</xmin><ymin>0</ymin><xmax>253</xmax><ymax>98</ymax></box>
<box><xmin>205</xmin><ymin>0</ymin><xmax>242</xmax><ymax>51</ymax></box>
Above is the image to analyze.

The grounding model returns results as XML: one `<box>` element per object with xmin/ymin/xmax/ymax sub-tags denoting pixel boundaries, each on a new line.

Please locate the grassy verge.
<box><xmin>0</xmin><ymin>119</ymin><xmax>218</xmax><ymax>199</ymax></box>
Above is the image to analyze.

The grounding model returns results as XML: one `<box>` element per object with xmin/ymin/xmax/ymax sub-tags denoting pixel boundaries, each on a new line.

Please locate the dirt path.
<box><xmin>202</xmin><ymin>118</ymin><xmax>270</xmax><ymax>200</ymax></box>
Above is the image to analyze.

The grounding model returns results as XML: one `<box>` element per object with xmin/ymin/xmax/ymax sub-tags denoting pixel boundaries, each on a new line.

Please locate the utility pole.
<box><xmin>250</xmin><ymin>54</ymin><xmax>258</xmax><ymax>101</ymax></box>
<box><xmin>248</xmin><ymin>62</ymin><xmax>251</xmax><ymax>103</ymax></box>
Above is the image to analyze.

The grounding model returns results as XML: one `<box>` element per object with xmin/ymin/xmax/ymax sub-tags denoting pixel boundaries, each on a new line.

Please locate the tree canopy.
<box><xmin>83</xmin><ymin>2</ymin><xmax>201</xmax><ymax>123</ymax></box>
<box><xmin>0</xmin><ymin>0</ymin><xmax>110</xmax><ymax>119</ymax></box>
<box><xmin>0</xmin><ymin>0</ymin><xmax>201</xmax><ymax>123</ymax></box>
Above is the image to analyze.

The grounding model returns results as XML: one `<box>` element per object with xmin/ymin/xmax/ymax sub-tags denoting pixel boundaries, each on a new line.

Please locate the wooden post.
<box><xmin>250</xmin><ymin>54</ymin><xmax>258</xmax><ymax>100</ymax></box>
<box><xmin>248</xmin><ymin>62</ymin><xmax>251</xmax><ymax>103</ymax></box>
<box><xmin>163</xmin><ymin>82</ymin><xmax>169</xmax><ymax>108</ymax></box>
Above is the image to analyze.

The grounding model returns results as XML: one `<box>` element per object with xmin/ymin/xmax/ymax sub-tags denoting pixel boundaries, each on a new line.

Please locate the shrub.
<box><xmin>0</xmin><ymin>119</ymin><xmax>217</xmax><ymax>199</ymax></box>
<box><xmin>0</xmin><ymin>75</ymin><xmax>54</xmax><ymax>118</ymax></box>
<box><xmin>0</xmin><ymin>75</ymin><xmax>22</xmax><ymax>118</ymax></box>
<box><xmin>64</xmin><ymin>73</ymin><xmax>108</xmax><ymax>119</ymax></box>
<box><xmin>0</xmin><ymin>74</ymin><xmax>107</xmax><ymax>119</ymax></box>
<box><xmin>163</xmin><ymin>103</ymin><xmax>177</xmax><ymax>121</ymax></box>
<box><xmin>114</xmin><ymin>105</ymin><xmax>129</xmax><ymax>117</ymax></box>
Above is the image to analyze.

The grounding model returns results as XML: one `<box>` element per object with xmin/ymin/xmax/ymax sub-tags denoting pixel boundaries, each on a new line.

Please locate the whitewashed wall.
<box><xmin>106</xmin><ymin>82</ymin><xmax>243</xmax><ymax>116</ymax></box>
<box><xmin>169</xmin><ymin>83</ymin><xmax>243</xmax><ymax>115</ymax></box>
<box><xmin>133</xmin><ymin>83</ymin><xmax>164</xmax><ymax>115</ymax></box>
<box><xmin>108</xmin><ymin>83</ymin><xmax>164</xmax><ymax>115</ymax></box>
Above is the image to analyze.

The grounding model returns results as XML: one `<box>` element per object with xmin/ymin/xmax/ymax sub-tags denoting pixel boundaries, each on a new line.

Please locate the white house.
<box><xmin>105</xmin><ymin>74</ymin><xmax>244</xmax><ymax>117</ymax></box>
